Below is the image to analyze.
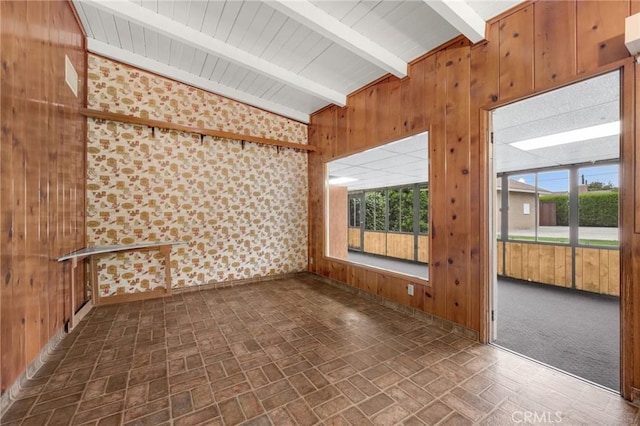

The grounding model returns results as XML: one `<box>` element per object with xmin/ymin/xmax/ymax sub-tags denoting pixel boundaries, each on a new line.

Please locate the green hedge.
<box><xmin>539</xmin><ymin>192</ymin><xmax>618</xmax><ymax>227</ymax></box>
<box><xmin>579</xmin><ymin>192</ymin><xmax>618</xmax><ymax>227</ymax></box>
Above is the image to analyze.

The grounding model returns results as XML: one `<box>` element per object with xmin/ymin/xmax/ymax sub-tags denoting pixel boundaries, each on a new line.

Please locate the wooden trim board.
<box><xmin>81</xmin><ymin>108</ymin><xmax>316</xmax><ymax>152</ymax></box>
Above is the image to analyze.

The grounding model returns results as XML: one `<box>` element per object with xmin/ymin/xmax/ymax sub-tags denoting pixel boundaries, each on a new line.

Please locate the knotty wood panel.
<box><xmin>386</xmin><ymin>233</ymin><xmax>414</xmax><ymax>261</ymax></box>
<box><xmin>389</xmin><ymin>275</ymin><xmax>411</xmax><ymax>307</ymax></box>
<box><xmin>328</xmin><ymin>186</ymin><xmax>348</xmax><ymax>260</ymax></box>
<box><xmin>377</xmin><ymin>273</ymin><xmax>393</xmax><ymax>302</ymax></box>
<box><xmin>308</xmin><ymin>108</ymin><xmax>335</xmax><ymax>273</ymax></box>
<box><xmin>608</xmin><ymin>249</ymin><xmax>620</xmax><ymax>296</ymax></box>
<box><xmin>348</xmin><ymin>228</ymin><xmax>361</xmax><ymax>250</ymax></box>
<box><xmin>25</xmin><ymin>1</ymin><xmax>43</xmax><ymax>363</ymax></box>
<box><xmin>534</xmin><ymin>1</ymin><xmax>577</xmax><ymax>91</ymax></box>
<box><xmin>429</xmin><ymin>48</ymin><xmax>449</xmax><ymax>321</ymax></box>
<box><xmin>386</xmin><ymin>78</ymin><xmax>403</xmax><ymax>142</ymax></box>
<box><xmin>555</xmin><ymin>246</ymin><xmax>571</xmax><ymax>287</ymax></box>
<box><xmin>410</xmin><ymin>283</ymin><xmax>425</xmax><ymax>311</ymax></box>
<box><xmin>575</xmin><ymin>247</ymin><xmax>621</xmax><ymax>296</ymax></box>
<box><xmin>538</xmin><ymin>245</ymin><xmax>556</xmax><ymax>284</ymax></box>
<box><xmin>365</xmin><ymin>84</ymin><xmax>378</xmax><ymax>150</ymax></box>
<box><xmin>498</xmin><ymin>5</ymin><xmax>534</xmax><ymax>101</ymax></box>
<box><xmin>523</xmin><ymin>244</ymin><xmax>541</xmax><ymax>283</ymax></box>
<box><xmin>418</xmin><ymin>235</ymin><xmax>429</xmax><ymax>263</ymax></box>
<box><xmin>347</xmin><ymin>89</ymin><xmax>367</xmax><ymax>155</ymax></box>
<box><xmin>443</xmin><ymin>40</ymin><xmax>473</xmax><ymax>327</ymax></box>
<box><xmin>364</xmin><ymin>269</ymin><xmax>378</xmax><ymax>295</ymax></box>
<box><xmin>0</xmin><ymin>0</ymin><xmax>86</xmax><ymax>394</ymax></box>
<box><xmin>374</xmin><ymin>77</ymin><xmax>403</xmax><ymax>145</ymax></box>
<box><xmin>504</xmin><ymin>242</ymin><xmax>524</xmax><ymax>280</ymax></box>
<box><xmin>502</xmin><ymin>243</ymin><xmax>574</xmax><ymax>288</ymax></box>
<box><xmin>363</xmin><ymin>232</ymin><xmax>386</xmax><ymax>256</ymax></box>
<box><xmin>347</xmin><ymin>264</ymin><xmax>366</xmax><ymax>291</ymax></box>
<box><xmin>636</xmin><ymin>61</ymin><xmax>640</xmax><ymax>234</ymax></box>
<box><xmin>329</xmin><ymin>260</ymin><xmax>347</xmax><ymax>284</ymax></box>
<box><xmin>404</xmin><ymin>58</ymin><xmax>427</xmax><ymax>134</ymax></box>
<box><xmin>423</xmin><ymin>54</ymin><xmax>439</xmax><ymax>126</ymax></box>
<box><xmin>576</xmin><ymin>1</ymin><xmax>630</xmax><ymax>74</ymax></box>
<box><xmin>502</xmin><ymin>242</ymin><xmax>619</xmax><ymax>294</ymax></box>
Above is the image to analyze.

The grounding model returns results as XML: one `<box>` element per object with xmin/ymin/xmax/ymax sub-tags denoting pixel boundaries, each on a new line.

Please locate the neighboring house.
<box><xmin>496</xmin><ymin>179</ymin><xmax>551</xmax><ymax>231</ymax></box>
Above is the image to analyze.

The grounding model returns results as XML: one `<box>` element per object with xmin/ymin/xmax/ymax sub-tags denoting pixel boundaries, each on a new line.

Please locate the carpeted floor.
<box><xmin>495</xmin><ymin>278</ymin><xmax>620</xmax><ymax>390</ymax></box>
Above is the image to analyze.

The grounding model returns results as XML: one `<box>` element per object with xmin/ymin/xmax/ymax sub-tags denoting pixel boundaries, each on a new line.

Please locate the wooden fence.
<box><xmin>348</xmin><ymin>228</ymin><xmax>429</xmax><ymax>264</ymax></box>
<box><xmin>498</xmin><ymin>241</ymin><xmax>619</xmax><ymax>296</ymax></box>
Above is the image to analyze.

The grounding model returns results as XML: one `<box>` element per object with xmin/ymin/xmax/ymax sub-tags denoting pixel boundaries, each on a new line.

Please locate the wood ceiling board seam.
<box><xmin>143</xmin><ymin>27</ymin><xmax>158</xmax><ymax>61</ymax></box>
<box><xmin>79</xmin><ymin>0</ymin><xmax>347</xmax><ymax>106</ymax></box>
<box><xmin>224</xmin><ymin>1</ymin><xmax>264</xmax><ymax>49</ymax></box>
<box><xmin>189</xmin><ymin>49</ymin><xmax>208</xmax><ymax>76</ymax></box>
<box><xmin>78</xmin><ymin>2</ymin><xmax>107</xmax><ymax>41</ymax></box>
<box><xmin>266</xmin><ymin>0</ymin><xmax>408</xmax><ymax>78</ymax></box>
<box><xmin>186</xmin><ymin>0</ymin><xmax>208</xmax><ymax>31</ymax></box>
<box><xmin>126</xmin><ymin>19</ymin><xmax>144</xmax><ymax>55</ymax></box>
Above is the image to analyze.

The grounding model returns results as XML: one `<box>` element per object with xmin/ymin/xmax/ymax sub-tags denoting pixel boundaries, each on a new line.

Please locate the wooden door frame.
<box><xmin>477</xmin><ymin>59</ymin><xmax>635</xmax><ymax>399</ymax></box>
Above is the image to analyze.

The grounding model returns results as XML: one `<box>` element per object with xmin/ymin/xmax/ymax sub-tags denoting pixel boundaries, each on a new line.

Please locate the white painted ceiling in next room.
<box><xmin>73</xmin><ymin>0</ymin><xmax>523</xmax><ymax>123</ymax></box>
<box><xmin>493</xmin><ymin>71</ymin><xmax>621</xmax><ymax>174</ymax></box>
<box><xmin>328</xmin><ymin>131</ymin><xmax>428</xmax><ymax>190</ymax></box>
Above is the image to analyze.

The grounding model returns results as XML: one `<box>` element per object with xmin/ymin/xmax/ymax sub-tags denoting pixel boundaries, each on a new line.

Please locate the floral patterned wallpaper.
<box><xmin>86</xmin><ymin>56</ymin><xmax>308</xmax><ymax>295</ymax></box>
<box><xmin>87</xmin><ymin>54</ymin><xmax>307</xmax><ymax>144</ymax></box>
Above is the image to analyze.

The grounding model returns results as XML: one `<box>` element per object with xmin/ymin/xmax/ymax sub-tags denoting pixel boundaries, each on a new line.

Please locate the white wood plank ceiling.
<box><xmin>74</xmin><ymin>0</ymin><xmax>522</xmax><ymax>123</ymax></box>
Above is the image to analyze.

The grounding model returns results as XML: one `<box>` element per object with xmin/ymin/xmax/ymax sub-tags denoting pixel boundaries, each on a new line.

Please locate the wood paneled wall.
<box><xmin>575</xmin><ymin>247</ymin><xmax>620</xmax><ymax>296</ymax></box>
<box><xmin>348</xmin><ymin>228</ymin><xmax>360</xmax><ymax>249</ymax></box>
<box><xmin>0</xmin><ymin>1</ymin><xmax>86</xmax><ymax>394</ymax></box>
<box><xmin>499</xmin><ymin>241</ymin><xmax>620</xmax><ymax>297</ymax></box>
<box><xmin>386</xmin><ymin>233</ymin><xmax>414</xmax><ymax>261</ymax></box>
<box><xmin>308</xmin><ymin>0</ymin><xmax>639</xmax><ymax>397</ymax></box>
<box><xmin>328</xmin><ymin>186</ymin><xmax>348</xmax><ymax>260</ymax></box>
<box><xmin>503</xmin><ymin>242</ymin><xmax>572</xmax><ymax>288</ymax></box>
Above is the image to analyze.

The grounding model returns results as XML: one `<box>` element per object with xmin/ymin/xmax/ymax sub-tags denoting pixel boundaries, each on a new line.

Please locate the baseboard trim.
<box><xmin>303</xmin><ymin>272</ymin><xmax>479</xmax><ymax>342</ymax></box>
<box><xmin>0</xmin><ymin>326</ymin><xmax>67</xmax><ymax>417</ymax></box>
<box><xmin>173</xmin><ymin>272</ymin><xmax>300</xmax><ymax>294</ymax></box>
<box><xmin>631</xmin><ymin>387</ymin><xmax>640</xmax><ymax>406</ymax></box>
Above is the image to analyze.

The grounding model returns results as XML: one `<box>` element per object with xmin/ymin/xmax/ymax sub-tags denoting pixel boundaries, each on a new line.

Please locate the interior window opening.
<box><xmin>326</xmin><ymin>132</ymin><xmax>429</xmax><ymax>280</ymax></box>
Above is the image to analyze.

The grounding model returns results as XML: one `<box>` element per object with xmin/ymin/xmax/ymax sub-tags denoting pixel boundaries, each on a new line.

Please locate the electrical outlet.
<box><xmin>407</xmin><ymin>283</ymin><xmax>414</xmax><ymax>296</ymax></box>
<box><xmin>310</xmin><ymin>257</ymin><xmax>314</xmax><ymax>265</ymax></box>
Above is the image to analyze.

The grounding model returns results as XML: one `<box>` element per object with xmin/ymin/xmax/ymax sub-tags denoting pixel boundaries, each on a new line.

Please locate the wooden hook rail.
<box><xmin>81</xmin><ymin>108</ymin><xmax>315</xmax><ymax>152</ymax></box>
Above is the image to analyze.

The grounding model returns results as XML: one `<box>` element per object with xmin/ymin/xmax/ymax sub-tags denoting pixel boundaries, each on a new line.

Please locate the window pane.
<box><xmin>365</xmin><ymin>190</ymin><xmax>385</xmax><ymax>231</ymax></box>
<box><xmin>578</xmin><ymin>165</ymin><xmax>619</xmax><ymax>246</ymax></box>
<box><xmin>388</xmin><ymin>189</ymin><xmax>400</xmax><ymax>232</ymax></box>
<box><xmin>349</xmin><ymin>196</ymin><xmax>361</xmax><ymax>228</ymax></box>
<box><xmin>419</xmin><ymin>187</ymin><xmax>429</xmax><ymax>234</ymax></box>
<box><xmin>507</xmin><ymin>174</ymin><xmax>535</xmax><ymax>241</ymax></box>
<box><xmin>400</xmin><ymin>187</ymin><xmax>414</xmax><ymax>233</ymax></box>
<box><xmin>537</xmin><ymin>170</ymin><xmax>569</xmax><ymax>243</ymax></box>
<box><xmin>388</xmin><ymin>187</ymin><xmax>414</xmax><ymax>233</ymax></box>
